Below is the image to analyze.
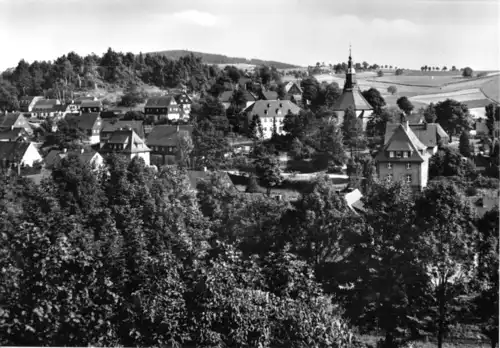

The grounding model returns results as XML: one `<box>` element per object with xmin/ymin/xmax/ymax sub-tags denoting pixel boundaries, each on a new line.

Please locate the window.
<box><xmin>387</xmin><ymin>174</ymin><xmax>393</xmax><ymax>181</ymax></box>
<box><xmin>396</xmin><ymin>151</ymin><xmax>402</xmax><ymax>158</ymax></box>
<box><xmin>389</xmin><ymin>151</ymin><xmax>394</xmax><ymax>158</ymax></box>
<box><xmin>406</xmin><ymin>174</ymin><xmax>412</xmax><ymax>183</ymax></box>
<box><xmin>403</xmin><ymin>151</ymin><xmax>408</xmax><ymax>158</ymax></box>
<box><xmin>406</xmin><ymin>163</ymin><xmax>411</xmax><ymax>170</ymax></box>
<box><xmin>387</xmin><ymin>163</ymin><xmax>392</xmax><ymax>169</ymax></box>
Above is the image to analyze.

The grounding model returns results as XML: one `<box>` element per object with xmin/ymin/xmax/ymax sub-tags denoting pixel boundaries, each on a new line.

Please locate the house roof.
<box><xmin>145</xmin><ymin>96</ymin><xmax>175</xmax><ymax>108</ymax></box>
<box><xmin>174</xmin><ymin>93</ymin><xmax>192</xmax><ymax>105</ymax></box>
<box><xmin>0</xmin><ymin>141</ymin><xmax>31</xmax><ymax>162</ymax></box>
<box><xmin>385</xmin><ymin>123</ymin><xmax>449</xmax><ymax>148</ymax></box>
<box><xmin>146</xmin><ymin>125</ymin><xmax>193</xmax><ymax>147</ymax></box>
<box><xmin>345</xmin><ymin>189</ymin><xmax>365</xmax><ymax>214</ymax></box>
<box><xmin>332</xmin><ymin>89</ymin><xmax>373</xmax><ymax>111</ymax></box>
<box><xmin>74</xmin><ymin>96</ymin><xmax>96</xmax><ymax>104</ymax></box>
<box><xmin>33</xmin><ymin>99</ymin><xmax>60</xmax><ymax>109</ymax></box>
<box><xmin>376</xmin><ymin>124</ymin><xmax>427</xmax><ymax>163</ymax></box>
<box><xmin>66</xmin><ymin>113</ymin><xmax>101</xmax><ymax>130</ymax></box>
<box><xmin>260</xmin><ymin>91</ymin><xmax>278</xmax><ymax>100</ymax></box>
<box><xmin>45</xmin><ymin>149</ymin><xmax>101</xmax><ymax>168</ymax></box>
<box><xmin>101</xmin><ymin>120</ymin><xmax>145</xmax><ymax>138</ymax></box>
<box><xmin>245</xmin><ymin>100</ymin><xmax>302</xmax><ymax>118</ymax></box>
<box><xmin>80</xmin><ymin>100</ymin><xmax>102</xmax><ymax>108</ymax></box>
<box><xmin>0</xmin><ymin>128</ymin><xmax>29</xmax><ymax>141</ymax></box>
<box><xmin>285</xmin><ymin>81</ymin><xmax>303</xmax><ymax>94</ymax></box>
<box><xmin>0</xmin><ymin>113</ymin><xmax>23</xmax><ymax>128</ymax></box>
<box><xmin>101</xmin><ymin>129</ymin><xmax>150</xmax><ymax>153</ymax></box>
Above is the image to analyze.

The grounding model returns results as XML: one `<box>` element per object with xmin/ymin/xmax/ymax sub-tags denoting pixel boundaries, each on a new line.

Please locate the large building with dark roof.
<box><xmin>146</xmin><ymin>125</ymin><xmax>193</xmax><ymax>166</ymax></box>
<box><xmin>243</xmin><ymin>100</ymin><xmax>302</xmax><ymax>139</ymax></box>
<box><xmin>144</xmin><ymin>96</ymin><xmax>182</xmax><ymax>122</ymax></box>
<box><xmin>332</xmin><ymin>48</ymin><xmax>373</xmax><ymax>130</ymax></box>
<box><xmin>100</xmin><ymin>129</ymin><xmax>151</xmax><ymax>166</ymax></box>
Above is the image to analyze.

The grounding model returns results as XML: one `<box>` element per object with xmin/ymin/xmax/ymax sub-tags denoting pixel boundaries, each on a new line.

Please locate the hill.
<box><xmin>147</xmin><ymin>49</ymin><xmax>301</xmax><ymax>69</ymax></box>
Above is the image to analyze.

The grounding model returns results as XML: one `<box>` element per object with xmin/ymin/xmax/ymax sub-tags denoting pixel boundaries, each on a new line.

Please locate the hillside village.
<box><xmin>0</xmin><ymin>46</ymin><xmax>499</xmax><ymax>348</ymax></box>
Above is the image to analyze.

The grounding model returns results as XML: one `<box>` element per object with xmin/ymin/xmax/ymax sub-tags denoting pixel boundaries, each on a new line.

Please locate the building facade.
<box><xmin>144</xmin><ymin>96</ymin><xmax>181</xmax><ymax>122</ymax></box>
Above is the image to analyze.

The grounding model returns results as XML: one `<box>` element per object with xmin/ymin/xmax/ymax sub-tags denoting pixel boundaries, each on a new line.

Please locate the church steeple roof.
<box><xmin>344</xmin><ymin>45</ymin><xmax>357</xmax><ymax>91</ymax></box>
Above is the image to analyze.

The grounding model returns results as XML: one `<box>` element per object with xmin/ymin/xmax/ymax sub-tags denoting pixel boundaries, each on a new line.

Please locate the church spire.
<box><xmin>344</xmin><ymin>44</ymin><xmax>357</xmax><ymax>91</ymax></box>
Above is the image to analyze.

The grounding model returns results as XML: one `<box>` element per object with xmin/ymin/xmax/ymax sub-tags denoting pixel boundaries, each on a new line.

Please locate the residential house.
<box><xmin>0</xmin><ymin>112</ymin><xmax>33</xmax><ymax>135</ymax></box>
<box><xmin>146</xmin><ymin>125</ymin><xmax>193</xmax><ymax>166</ymax></box>
<box><xmin>284</xmin><ymin>81</ymin><xmax>303</xmax><ymax>103</ymax></box>
<box><xmin>384</xmin><ymin>122</ymin><xmax>449</xmax><ymax>156</ymax></box>
<box><xmin>100</xmin><ymin>128</ymin><xmax>151</xmax><ymax>165</ymax></box>
<box><xmin>0</xmin><ymin>128</ymin><xmax>30</xmax><ymax>142</ymax></box>
<box><xmin>66</xmin><ymin>113</ymin><xmax>102</xmax><ymax>144</ymax></box>
<box><xmin>219</xmin><ymin>90</ymin><xmax>257</xmax><ymax>110</ymax></box>
<box><xmin>31</xmin><ymin>99</ymin><xmax>62</xmax><ymax>118</ymax></box>
<box><xmin>332</xmin><ymin>50</ymin><xmax>373</xmax><ymax>129</ymax></box>
<box><xmin>375</xmin><ymin>118</ymin><xmax>432</xmax><ymax>191</ymax></box>
<box><xmin>80</xmin><ymin>100</ymin><xmax>103</xmax><ymax>113</ymax></box>
<box><xmin>144</xmin><ymin>96</ymin><xmax>181</xmax><ymax>122</ymax></box>
<box><xmin>19</xmin><ymin>96</ymin><xmax>44</xmax><ymax>112</ymax></box>
<box><xmin>45</xmin><ymin>148</ymin><xmax>104</xmax><ymax>170</ymax></box>
<box><xmin>174</xmin><ymin>92</ymin><xmax>192</xmax><ymax>119</ymax></box>
<box><xmin>0</xmin><ymin>141</ymin><xmax>43</xmax><ymax>172</ymax></box>
<box><xmin>100</xmin><ymin>120</ymin><xmax>144</xmax><ymax>146</ymax></box>
<box><xmin>244</xmin><ymin>100</ymin><xmax>302</xmax><ymax>139</ymax></box>
<box><xmin>74</xmin><ymin>96</ymin><xmax>98</xmax><ymax>108</ymax></box>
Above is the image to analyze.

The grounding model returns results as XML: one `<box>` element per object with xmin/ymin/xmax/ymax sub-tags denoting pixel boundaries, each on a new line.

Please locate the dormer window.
<box><xmin>396</xmin><ymin>151</ymin><xmax>402</xmax><ymax>158</ymax></box>
<box><xmin>403</xmin><ymin>151</ymin><xmax>408</xmax><ymax>158</ymax></box>
<box><xmin>389</xmin><ymin>151</ymin><xmax>394</xmax><ymax>158</ymax></box>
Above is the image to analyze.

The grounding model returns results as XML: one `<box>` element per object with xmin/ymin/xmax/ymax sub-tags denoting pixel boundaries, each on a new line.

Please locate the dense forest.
<box><xmin>147</xmin><ymin>49</ymin><xmax>299</xmax><ymax>69</ymax></box>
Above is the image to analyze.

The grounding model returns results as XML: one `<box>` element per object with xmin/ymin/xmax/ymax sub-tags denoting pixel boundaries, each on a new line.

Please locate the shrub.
<box><xmin>473</xmin><ymin>175</ymin><xmax>500</xmax><ymax>189</ymax></box>
<box><xmin>462</xmin><ymin>67</ymin><xmax>473</xmax><ymax>77</ymax></box>
<box><xmin>466</xmin><ymin>186</ymin><xmax>478</xmax><ymax>197</ymax></box>
<box><xmin>477</xmin><ymin>71</ymin><xmax>488</xmax><ymax>78</ymax></box>
<box><xmin>377</xmin><ymin>70</ymin><xmax>384</xmax><ymax>77</ymax></box>
<box><xmin>387</xmin><ymin>85</ymin><xmax>398</xmax><ymax>95</ymax></box>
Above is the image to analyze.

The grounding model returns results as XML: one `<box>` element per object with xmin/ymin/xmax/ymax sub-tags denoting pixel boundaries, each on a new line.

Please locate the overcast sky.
<box><xmin>1</xmin><ymin>0</ymin><xmax>499</xmax><ymax>70</ymax></box>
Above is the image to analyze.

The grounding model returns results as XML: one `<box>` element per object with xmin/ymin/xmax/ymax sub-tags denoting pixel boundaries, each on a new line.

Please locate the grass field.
<box><xmin>358</xmin><ymin>335</ymin><xmax>493</xmax><ymax>348</ymax></box>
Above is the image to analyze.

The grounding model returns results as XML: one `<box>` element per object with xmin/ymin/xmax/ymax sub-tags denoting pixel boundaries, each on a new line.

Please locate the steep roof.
<box><xmin>245</xmin><ymin>100</ymin><xmax>302</xmax><ymax>118</ymax></box>
<box><xmin>101</xmin><ymin>120</ymin><xmax>144</xmax><ymax>138</ymax></box>
<box><xmin>285</xmin><ymin>81</ymin><xmax>303</xmax><ymax>94</ymax></box>
<box><xmin>260</xmin><ymin>91</ymin><xmax>278</xmax><ymax>100</ymax></box>
<box><xmin>376</xmin><ymin>124</ymin><xmax>427</xmax><ymax>163</ymax></box>
<box><xmin>101</xmin><ymin>129</ymin><xmax>150</xmax><ymax>153</ymax></box>
<box><xmin>0</xmin><ymin>113</ymin><xmax>23</xmax><ymax>128</ymax></box>
<box><xmin>385</xmin><ymin>123</ymin><xmax>449</xmax><ymax>148</ymax></box>
<box><xmin>332</xmin><ymin>89</ymin><xmax>373</xmax><ymax>111</ymax></box>
<box><xmin>146</xmin><ymin>125</ymin><xmax>193</xmax><ymax>147</ymax></box>
<box><xmin>145</xmin><ymin>96</ymin><xmax>175</xmax><ymax>108</ymax></box>
<box><xmin>0</xmin><ymin>128</ymin><xmax>29</xmax><ymax>141</ymax></box>
<box><xmin>0</xmin><ymin>141</ymin><xmax>31</xmax><ymax>161</ymax></box>
<box><xmin>174</xmin><ymin>93</ymin><xmax>192</xmax><ymax>105</ymax></box>
<box><xmin>66</xmin><ymin>113</ymin><xmax>101</xmax><ymax>130</ymax></box>
<box><xmin>45</xmin><ymin>149</ymin><xmax>101</xmax><ymax>168</ymax></box>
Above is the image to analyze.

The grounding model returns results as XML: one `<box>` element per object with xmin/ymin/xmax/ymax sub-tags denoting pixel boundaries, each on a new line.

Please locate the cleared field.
<box><xmin>216</xmin><ymin>63</ymin><xmax>256</xmax><ymax>70</ymax></box>
<box><xmin>369</xmin><ymin>75</ymin><xmax>464</xmax><ymax>87</ymax></box>
<box><xmin>410</xmin><ymin>88</ymin><xmax>492</xmax><ymax>104</ymax></box>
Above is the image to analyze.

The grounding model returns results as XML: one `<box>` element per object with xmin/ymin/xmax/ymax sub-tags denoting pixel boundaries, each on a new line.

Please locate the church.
<box><xmin>332</xmin><ymin>49</ymin><xmax>373</xmax><ymax>130</ymax></box>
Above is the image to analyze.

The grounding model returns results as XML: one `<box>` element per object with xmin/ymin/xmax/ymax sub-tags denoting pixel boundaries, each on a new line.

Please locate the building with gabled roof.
<box><xmin>385</xmin><ymin>122</ymin><xmax>449</xmax><ymax>155</ymax></box>
<box><xmin>80</xmin><ymin>100</ymin><xmax>103</xmax><ymax>113</ymax></box>
<box><xmin>0</xmin><ymin>141</ymin><xmax>43</xmax><ymax>172</ymax></box>
<box><xmin>100</xmin><ymin>128</ymin><xmax>151</xmax><ymax>165</ymax></box>
<box><xmin>219</xmin><ymin>90</ymin><xmax>257</xmax><ymax>110</ymax></box>
<box><xmin>44</xmin><ymin>148</ymin><xmax>104</xmax><ymax>170</ymax></box>
<box><xmin>174</xmin><ymin>92</ymin><xmax>192</xmax><ymax>118</ymax></box>
<box><xmin>0</xmin><ymin>128</ymin><xmax>30</xmax><ymax>142</ymax></box>
<box><xmin>332</xmin><ymin>48</ymin><xmax>373</xmax><ymax>129</ymax></box>
<box><xmin>19</xmin><ymin>96</ymin><xmax>44</xmax><ymax>112</ymax></box>
<box><xmin>243</xmin><ymin>100</ymin><xmax>302</xmax><ymax>139</ymax></box>
<box><xmin>376</xmin><ymin>117</ymin><xmax>431</xmax><ymax>190</ymax></box>
<box><xmin>144</xmin><ymin>96</ymin><xmax>182</xmax><ymax>122</ymax></box>
<box><xmin>0</xmin><ymin>112</ymin><xmax>32</xmax><ymax>135</ymax></box>
<box><xmin>65</xmin><ymin>113</ymin><xmax>102</xmax><ymax>144</ymax></box>
<box><xmin>100</xmin><ymin>120</ymin><xmax>144</xmax><ymax>146</ymax></box>
<box><xmin>146</xmin><ymin>125</ymin><xmax>193</xmax><ymax>166</ymax></box>
<box><xmin>259</xmin><ymin>90</ymin><xmax>278</xmax><ymax>101</ymax></box>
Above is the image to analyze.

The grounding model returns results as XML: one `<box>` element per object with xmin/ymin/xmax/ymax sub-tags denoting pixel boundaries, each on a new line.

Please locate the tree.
<box><xmin>434</xmin><ymin>99</ymin><xmax>472</xmax><ymax>139</ymax></box>
<box><xmin>485</xmin><ymin>103</ymin><xmax>500</xmax><ymax>138</ymax></box>
<box><xmin>120</xmin><ymin>82</ymin><xmax>147</xmax><ymax>107</ymax></box>
<box><xmin>362</xmin><ymin>88</ymin><xmax>386</xmax><ymax>114</ymax></box>
<box><xmin>462</xmin><ymin>67</ymin><xmax>473</xmax><ymax>77</ymax></box>
<box><xmin>422</xmin><ymin>103</ymin><xmax>437</xmax><ymax>123</ymax></box>
<box><xmin>342</xmin><ymin>106</ymin><xmax>363</xmax><ymax>156</ymax></box>
<box><xmin>387</xmin><ymin>85</ymin><xmax>397</xmax><ymax>95</ymax></box>
<box><xmin>0</xmin><ymin>79</ymin><xmax>20</xmax><ymax>111</ymax></box>
<box><xmin>397</xmin><ymin>96</ymin><xmax>414</xmax><ymax>115</ymax></box>
<box><xmin>289</xmin><ymin>137</ymin><xmax>305</xmax><ymax>160</ymax></box>
<box><xmin>177</xmin><ymin>131</ymin><xmax>194</xmax><ymax>168</ymax></box>
<box><xmin>245</xmin><ymin>174</ymin><xmax>261</xmax><ymax>193</ymax></box>
<box><xmin>377</xmin><ymin>70</ymin><xmax>384</xmax><ymax>77</ymax></box>
<box><xmin>325</xmin><ymin>82</ymin><xmax>342</xmax><ymax>107</ymax></box>
<box><xmin>255</xmin><ymin>155</ymin><xmax>282</xmax><ymax>196</ymax></box>
<box><xmin>474</xmin><ymin>207</ymin><xmax>499</xmax><ymax>348</ymax></box>
<box><xmin>415</xmin><ymin>182</ymin><xmax>477</xmax><ymax>348</ymax></box>
<box><xmin>248</xmin><ymin>115</ymin><xmax>263</xmax><ymax>140</ymax></box>
<box><xmin>459</xmin><ymin>131</ymin><xmax>472</xmax><ymax>158</ymax></box>
<box><xmin>362</xmin><ymin>61</ymin><xmax>369</xmax><ymax>70</ymax></box>
<box><xmin>451</xmin><ymin>66</ymin><xmax>457</xmax><ymax>71</ymax></box>
<box><xmin>300</xmin><ymin>76</ymin><xmax>320</xmax><ymax>106</ymax></box>
<box><xmin>429</xmin><ymin>146</ymin><xmax>476</xmax><ymax>179</ymax></box>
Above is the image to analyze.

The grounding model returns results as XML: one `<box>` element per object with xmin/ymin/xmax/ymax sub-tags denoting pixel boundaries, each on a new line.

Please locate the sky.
<box><xmin>0</xmin><ymin>0</ymin><xmax>499</xmax><ymax>71</ymax></box>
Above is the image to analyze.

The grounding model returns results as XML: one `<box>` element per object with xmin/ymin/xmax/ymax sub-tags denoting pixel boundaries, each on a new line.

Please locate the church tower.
<box><xmin>332</xmin><ymin>46</ymin><xmax>374</xmax><ymax>130</ymax></box>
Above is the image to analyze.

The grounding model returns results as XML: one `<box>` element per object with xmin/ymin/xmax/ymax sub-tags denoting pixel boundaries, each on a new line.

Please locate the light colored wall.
<box><xmin>89</xmin><ymin>134</ymin><xmax>100</xmax><ymax>144</ymax></box>
<box><xmin>377</xmin><ymin>161</ymin><xmax>423</xmax><ymax>187</ymax></box>
<box><xmin>131</xmin><ymin>151</ymin><xmax>150</xmax><ymax>166</ymax></box>
<box><xmin>260</xmin><ymin>116</ymin><xmax>285</xmax><ymax>139</ymax></box>
<box><xmin>21</xmin><ymin>143</ymin><xmax>43</xmax><ymax>166</ymax></box>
